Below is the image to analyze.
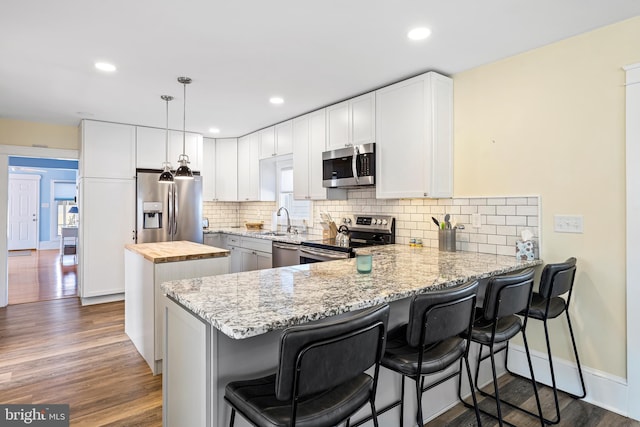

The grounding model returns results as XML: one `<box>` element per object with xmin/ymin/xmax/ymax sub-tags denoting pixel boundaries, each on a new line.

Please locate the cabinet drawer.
<box><xmin>226</xmin><ymin>235</ymin><xmax>241</xmax><ymax>246</ymax></box>
<box><xmin>241</xmin><ymin>237</ymin><xmax>272</xmax><ymax>253</ymax></box>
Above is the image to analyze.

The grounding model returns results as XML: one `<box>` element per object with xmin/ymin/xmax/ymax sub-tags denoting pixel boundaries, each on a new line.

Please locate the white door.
<box><xmin>8</xmin><ymin>174</ymin><xmax>40</xmax><ymax>250</ymax></box>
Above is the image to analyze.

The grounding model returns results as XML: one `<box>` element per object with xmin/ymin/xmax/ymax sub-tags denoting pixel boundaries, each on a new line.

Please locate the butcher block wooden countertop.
<box><xmin>125</xmin><ymin>241</ymin><xmax>230</xmax><ymax>263</ymax></box>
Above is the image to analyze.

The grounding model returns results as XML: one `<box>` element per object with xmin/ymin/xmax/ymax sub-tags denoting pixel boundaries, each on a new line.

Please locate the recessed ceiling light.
<box><xmin>95</xmin><ymin>62</ymin><xmax>117</xmax><ymax>72</ymax></box>
<box><xmin>407</xmin><ymin>27</ymin><xmax>431</xmax><ymax>41</ymax></box>
<box><xmin>209</xmin><ymin>128</ymin><xmax>220</xmax><ymax>134</ymax></box>
<box><xmin>269</xmin><ymin>97</ymin><xmax>284</xmax><ymax>105</ymax></box>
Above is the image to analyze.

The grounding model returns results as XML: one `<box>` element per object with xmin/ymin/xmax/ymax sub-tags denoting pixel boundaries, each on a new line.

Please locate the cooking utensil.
<box><xmin>431</xmin><ymin>217</ymin><xmax>440</xmax><ymax>228</ymax></box>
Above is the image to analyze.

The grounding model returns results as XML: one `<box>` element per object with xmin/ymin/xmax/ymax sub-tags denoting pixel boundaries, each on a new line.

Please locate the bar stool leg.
<box><xmin>488</xmin><ymin>346</ymin><xmax>505</xmax><ymax>427</ymax></box>
<box><xmin>370</xmin><ymin>397</ymin><xmax>379</xmax><ymax>427</ymax></box>
<box><xmin>522</xmin><ymin>330</ymin><xmax>545</xmax><ymax>427</ymax></box>
<box><xmin>229</xmin><ymin>408</ymin><xmax>235</xmax><ymax>427</ymax></box>
<box><xmin>415</xmin><ymin>375</ymin><xmax>424</xmax><ymax>427</ymax></box>
<box><xmin>459</xmin><ymin>356</ymin><xmax>483</xmax><ymax>426</ymax></box>
<box><xmin>400</xmin><ymin>375</ymin><xmax>405</xmax><ymax>427</ymax></box>
<box><xmin>565</xmin><ymin>311</ymin><xmax>587</xmax><ymax>399</ymax></box>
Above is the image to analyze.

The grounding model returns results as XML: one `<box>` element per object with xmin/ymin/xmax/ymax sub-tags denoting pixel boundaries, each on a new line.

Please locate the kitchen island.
<box><xmin>124</xmin><ymin>240</ymin><xmax>229</xmax><ymax>375</ymax></box>
<box><xmin>161</xmin><ymin>245</ymin><xmax>541</xmax><ymax>427</ymax></box>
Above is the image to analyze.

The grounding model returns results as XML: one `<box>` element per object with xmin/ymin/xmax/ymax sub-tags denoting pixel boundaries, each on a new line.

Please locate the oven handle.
<box><xmin>299</xmin><ymin>247</ymin><xmax>350</xmax><ymax>260</ymax></box>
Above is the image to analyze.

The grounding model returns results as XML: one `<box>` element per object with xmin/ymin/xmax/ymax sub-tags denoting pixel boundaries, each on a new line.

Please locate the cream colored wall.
<box><xmin>0</xmin><ymin>118</ymin><xmax>78</xmax><ymax>150</ymax></box>
<box><xmin>453</xmin><ymin>16</ymin><xmax>640</xmax><ymax>378</ymax></box>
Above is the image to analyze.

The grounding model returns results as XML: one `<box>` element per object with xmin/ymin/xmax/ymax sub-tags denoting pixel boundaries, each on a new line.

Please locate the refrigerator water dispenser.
<box><xmin>143</xmin><ymin>202</ymin><xmax>163</xmax><ymax>229</ymax></box>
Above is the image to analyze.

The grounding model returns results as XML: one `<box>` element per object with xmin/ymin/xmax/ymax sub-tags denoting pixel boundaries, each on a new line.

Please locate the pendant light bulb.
<box><xmin>159</xmin><ymin>95</ymin><xmax>175</xmax><ymax>183</ymax></box>
<box><xmin>175</xmin><ymin>76</ymin><xmax>194</xmax><ymax>179</ymax></box>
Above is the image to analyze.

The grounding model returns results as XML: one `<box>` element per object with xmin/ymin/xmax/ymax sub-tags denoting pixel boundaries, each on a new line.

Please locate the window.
<box><xmin>53</xmin><ymin>181</ymin><xmax>77</xmax><ymax>236</ymax></box>
<box><xmin>276</xmin><ymin>158</ymin><xmax>311</xmax><ymax>226</ymax></box>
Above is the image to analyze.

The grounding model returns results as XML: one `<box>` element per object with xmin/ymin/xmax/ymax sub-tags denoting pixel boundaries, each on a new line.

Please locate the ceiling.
<box><xmin>2</xmin><ymin>1</ymin><xmax>640</xmax><ymax>139</ymax></box>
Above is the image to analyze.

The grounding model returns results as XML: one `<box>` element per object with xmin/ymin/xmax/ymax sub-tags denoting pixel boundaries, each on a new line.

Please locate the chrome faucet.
<box><xmin>277</xmin><ymin>207</ymin><xmax>291</xmax><ymax>233</ymax></box>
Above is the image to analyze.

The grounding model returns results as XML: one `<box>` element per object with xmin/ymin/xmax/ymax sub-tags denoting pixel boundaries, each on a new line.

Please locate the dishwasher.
<box><xmin>272</xmin><ymin>241</ymin><xmax>301</xmax><ymax>267</ymax></box>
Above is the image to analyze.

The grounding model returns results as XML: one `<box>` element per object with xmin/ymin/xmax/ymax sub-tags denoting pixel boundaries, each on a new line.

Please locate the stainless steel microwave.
<box><xmin>322</xmin><ymin>143</ymin><xmax>375</xmax><ymax>188</ymax></box>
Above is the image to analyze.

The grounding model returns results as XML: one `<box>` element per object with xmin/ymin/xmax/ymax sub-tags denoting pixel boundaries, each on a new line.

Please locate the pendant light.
<box><xmin>174</xmin><ymin>76</ymin><xmax>194</xmax><ymax>179</ymax></box>
<box><xmin>158</xmin><ymin>95</ymin><xmax>175</xmax><ymax>183</ymax></box>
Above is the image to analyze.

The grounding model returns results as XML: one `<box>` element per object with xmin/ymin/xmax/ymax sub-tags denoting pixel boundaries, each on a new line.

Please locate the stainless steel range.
<box><xmin>299</xmin><ymin>214</ymin><xmax>395</xmax><ymax>263</ymax></box>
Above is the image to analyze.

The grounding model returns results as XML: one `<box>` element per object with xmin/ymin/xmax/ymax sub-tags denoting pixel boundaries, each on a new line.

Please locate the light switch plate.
<box><xmin>554</xmin><ymin>215</ymin><xmax>584</xmax><ymax>233</ymax></box>
<box><xmin>471</xmin><ymin>213</ymin><xmax>482</xmax><ymax>228</ymax></box>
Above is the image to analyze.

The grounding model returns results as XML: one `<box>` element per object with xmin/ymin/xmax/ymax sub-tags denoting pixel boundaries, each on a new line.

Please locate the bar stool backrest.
<box><xmin>406</xmin><ymin>281</ymin><xmax>479</xmax><ymax>348</ymax></box>
<box><xmin>482</xmin><ymin>268</ymin><xmax>535</xmax><ymax>321</ymax></box>
<box><xmin>539</xmin><ymin>257</ymin><xmax>577</xmax><ymax>300</ymax></box>
<box><xmin>275</xmin><ymin>304</ymin><xmax>389</xmax><ymax>401</ymax></box>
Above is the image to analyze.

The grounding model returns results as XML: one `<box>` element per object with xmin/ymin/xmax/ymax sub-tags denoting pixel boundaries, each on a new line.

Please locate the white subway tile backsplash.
<box><xmin>507</xmin><ymin>197</ymin><xmax>528</xmax><ymax>205</ymax></box>
<box><xmin>506</xmin><ymin>216</ymin><xmax>527</xmax><ymax>226</ymax></box>
<box><xmin>205</xmin><ymin>194</ymin><xmax>540</xmax><ymax>258</ymax></box>
<box><xmin>496</xmin><ymin>205</ymin><xmax>516</xmax><ymax>216</ymax></box>
<box><xmin>478</xmin><ymin>205</ymin><xmax>496</xmax><ymax>215</ymax></box>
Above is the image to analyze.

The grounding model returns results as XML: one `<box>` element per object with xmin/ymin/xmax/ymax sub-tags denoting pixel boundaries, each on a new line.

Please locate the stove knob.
<box><xmin>375</xmin><ymin>219</ymin><xmax>382</xmax><ymax>225</ymax></box>
<box><xmin>381</xmin><ymin>219</ymin><xmax>388</xmax><ymax>225</ymax></box>
<box><xmin>345</xmin><ymin>218</ymin><xmax>352</xmax><ymax>224</ymax></box>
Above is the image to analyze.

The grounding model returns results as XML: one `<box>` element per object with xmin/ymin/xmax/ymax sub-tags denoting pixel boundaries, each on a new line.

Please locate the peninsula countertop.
<box><xmin>161</xmin><ymin>245</ymin><xmax>542</xmax><ymax>339</ymax></box>
<box><xmin>125</xmin><ymin>240</ymin><xmax>230</xmax><ymax>263</ymax></box>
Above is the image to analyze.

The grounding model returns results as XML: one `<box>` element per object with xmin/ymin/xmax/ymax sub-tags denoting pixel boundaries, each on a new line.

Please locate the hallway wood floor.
<box><xmin>1</xmin><ymin>297</ymin><xmax>637</xmax><ymax>426</ymax></box>
<box><xmin>0</xmin><ymin>298</ymin><xmax>162</xmax><ymax>426</ymax></box>
<box><xmin>8</xmin><ymin>249</ymin><xmax>78</xmax><ymax>305</ymax></box>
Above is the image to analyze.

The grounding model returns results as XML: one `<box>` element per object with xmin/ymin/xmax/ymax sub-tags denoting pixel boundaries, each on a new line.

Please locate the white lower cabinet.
<box><xmin>224</xmin><ymin>234</ymin><xmax>272</xmax><ymax>273</ymax></box>
<box><xmin>78</xmin><ymin>178</ymin><xmax>136</xmax><ymax>303</ymax></box>
<box><xmin>375</xmin><ymin>71</ymin><xmax>453</xmax><ymax>199</ymax></box>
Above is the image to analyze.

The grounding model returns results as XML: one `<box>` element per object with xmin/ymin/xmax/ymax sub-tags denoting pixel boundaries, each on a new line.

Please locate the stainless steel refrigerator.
<box><xmin>136</xmin><ymin>169</ymin><xmax>203</xmax><ymax>244</ymax></box>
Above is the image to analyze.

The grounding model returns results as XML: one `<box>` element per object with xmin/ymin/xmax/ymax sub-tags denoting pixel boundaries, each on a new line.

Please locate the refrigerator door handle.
<box><xmin>167</xmin><ymin>186</ymin><xmax>174</xmax><ymax>236</ymax></box>
<box><xmin>173</xmin><ymin>186</ymin><xmax>179</xmax><ymax>236</ymax></box>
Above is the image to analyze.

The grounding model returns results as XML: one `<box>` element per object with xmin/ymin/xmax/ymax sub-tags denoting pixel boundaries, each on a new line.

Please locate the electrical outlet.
<box><xmin>471</xmin><ymin>213</ymin><xmax>482</xmax><ymax>228</ymax></box>
<box><xmin>554</xmin><ymin>215</ymin><xmax>584</xmax><ymax>233</ymax></box>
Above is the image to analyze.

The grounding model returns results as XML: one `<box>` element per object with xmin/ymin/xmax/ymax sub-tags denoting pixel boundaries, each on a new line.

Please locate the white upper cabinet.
<box><xmin>258</xmin><ymin>127</ymin><xmax>276</xmax><ymax>159</ymax></box>
<box><xmin>375</xmin><ymin>72</ymin><xmax>453</xmax><ymax>199</ymax></box>
<box><xmin>214</xmin><ymin>138</ymin><xmax>238</xmax><ymax>202</ymax></box>
<box><xmin>274</xmin><ymin>120</ymin><xmax>293</xmax><ymax>156</ymax></box>
<box><xmin>80</xmin><ymin>120</ymin><xmax>136</xmax><ymax>179</ymax></box>
<box><xmin>293</xmin><ymin>109</ymin><xmax>346</xmax><ymax>200</ymax></box>
<box><xmin>169</xmin><ymin>130</ymin><xmax>203</xmax><ymax>172</ymax></box>
<box><xmin>136</xmin><ymin>126</ymin><xmax>203</xmax><ymax>172</ymax></box>
<box><xmin>259</xmin><ymin>121</ymin><xmax>293</xmax><ymax>159</ymax></box>
<box><xmin>136</xmin><ymin>126</ymin><xmax>168</xmax><ymax>170</ymax></box>
<box><xmin>237</xmin><ymin>134</ymin><xmax>260</xmax><ymax>201</ymax></box>
<box><xmin>202</xmin><ymin>137</ymin><xmax>216</xmax><ymax>201</ymax></box>
<box><xmin>326</xmin><ymin>92</ymin><xmax>375</xmax><ymax>151</ymax></box>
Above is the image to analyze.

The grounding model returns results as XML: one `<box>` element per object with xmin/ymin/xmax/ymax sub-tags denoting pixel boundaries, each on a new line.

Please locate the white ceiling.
<box><xmin>2</xmin><ymin>1</ymin><xmax>640</xmax><ymax>138</ymax></box>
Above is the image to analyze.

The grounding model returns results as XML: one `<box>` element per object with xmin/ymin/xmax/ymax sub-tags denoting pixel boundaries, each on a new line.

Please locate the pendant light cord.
<box><xmin>182</xmin><ymin>80</ymin><xmax>187</xmax><ymax>155</ymax></box>
<box><xmin>166</xmin><ymin>97</ymin><xmax>170</xmax><ymax>163</ymax></box>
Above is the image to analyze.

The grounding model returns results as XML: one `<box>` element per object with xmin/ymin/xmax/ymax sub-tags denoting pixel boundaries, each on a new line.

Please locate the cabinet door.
<box><xmin>136</xmin><ymin>126</ymin><xmax>168</xmax><ymax>170</ymax></box>
<box><xmin>228</xmin><ymin>246</ymin><xmax>242</xmax><ymax>273</ymax></box>
<box><xmin>350</xmin><ymin>92</ymin><xmax>375</xmax><ymax>146</ymax></box>
<box><xmin>240</xmin><ymin>249</ymin><xmax>257</xmax><ymax>272</ymax></box>
<box><xmin>256</xmin><ymin>252</ymin><xmax>272</xmax><ymax>270</ymax></box>
<box><xmin>292</xmin><ymin>115</ymin><xmax>310</xmax><ymax>200</ymax></box>
<box><xmin>274</xmin><ymin>120</ymin><xmax>293</xmax><ymax>155</ymax></box>
<box><xmin>308</xmin><ymin>109</ymin><xmax>330</xmax><ymax>200</ymax></box>
<box><xmin>79</xmin><ymin>178</ymin><xmax>135</xmax><ymax>298</ymax></box>
<box><xmin>237</xmin><ymin>134</ymin><xmax>260</xmax><ymax>201</ymax></box>
<box><xmin>81</xmin><ymin>120</ymin><xmax>136</xmax><ymax>179</ymax></box>
<box><xmin>214</xmin><ymin>138</ymin><xmax>238</xmax><ymax>201</ymax></box>
<box><xmin>326</xmin><ymin>101</ymin><xmax>349</xmax><ymax>151</ymax></box>
<box><xmin>259</xmin><ymin>127</ymin><xmax>276</xmax><ymax>159</ymax></box>
<box><xmin>375</xmin><ymin>72</ymin><xmax>453</xmax><ymax>199</ymax></box>
<box><xmin>202</xmin><ymin>138</ymin><xmax>216</xmax><ymax>201</ymax></box>
<box><xmin>169</xmin><ymin>131</ymin><xmax>203</xmax><ymax>172</ymax></box>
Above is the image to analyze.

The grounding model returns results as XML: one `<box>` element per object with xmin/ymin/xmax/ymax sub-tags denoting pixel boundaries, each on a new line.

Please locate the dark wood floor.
<box><xmin>0</xmin><ymin>298</ymin><xmax>162</xmax><ymax>426</ymax></box>
<box><xmin>1</xmin><ymin>298</ymin><xmax>638</xmax><ymax>427</ymax></box>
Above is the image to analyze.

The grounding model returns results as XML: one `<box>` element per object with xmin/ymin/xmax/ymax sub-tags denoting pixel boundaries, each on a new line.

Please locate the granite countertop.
<box><xmin>161</xmin><ymin>244</ymin><xmax>542</xmax><ymax>339</ymax></box>
<box><xmin>203</xmin><ymin>227</ymin><xmax>310</xmax><ymax>244</ymax></box>
<box><xmin>126</xmin><ymin>240</ymin><xmax>230</xmax><ymax>263</ymax></box>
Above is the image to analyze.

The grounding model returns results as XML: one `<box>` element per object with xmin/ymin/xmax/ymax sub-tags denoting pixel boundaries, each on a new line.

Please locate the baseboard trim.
<box><xmin>80</xmin><ymin>293</ymin><xmax>124</xmax><ymax>306</ymax></box>
<box><xmin>507</xmin><ymin>343</ymin><xmax>629</xmax><ymax>417</ymax></box>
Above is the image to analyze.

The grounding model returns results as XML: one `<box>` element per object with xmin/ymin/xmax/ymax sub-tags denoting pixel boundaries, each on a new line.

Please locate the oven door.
<box><xmin>299</xmin><ymin>246</ymin><xmax>352</xmax><ymax>264</ymax></box>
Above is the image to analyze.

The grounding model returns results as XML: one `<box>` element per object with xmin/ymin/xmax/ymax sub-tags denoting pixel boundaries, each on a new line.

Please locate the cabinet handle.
<box><xmin>423</xmin><ymin>193</ymin><xmax>428</xmax><ymax>197</ymax></box>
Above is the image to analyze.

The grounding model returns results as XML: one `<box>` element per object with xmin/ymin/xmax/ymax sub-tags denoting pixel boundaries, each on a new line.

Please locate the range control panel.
<box><xmin>342</xmin><ymin>214</ymin><xmax>395</xmax><ymax>234</ymax></box>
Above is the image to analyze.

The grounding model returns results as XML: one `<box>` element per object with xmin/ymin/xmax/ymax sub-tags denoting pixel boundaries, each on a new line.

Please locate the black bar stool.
<box><xmin>460</xmin><ymin>268</ymin><xmax>544</xmax><ymax>427</ymax></box>
<box><xmin>506</xmin><ymin>257</ymin><xmax>586</xmax><ymax>424</ymax></box>
<box><xmin>224</xmin><ymin>304</ymin><xmax>389</xmax><ymax>427</ymax></box>
<box><xmin>377</xmin><ymin>280</ymin><xmax>482</xmax><ymax>427</ymax></box>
